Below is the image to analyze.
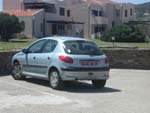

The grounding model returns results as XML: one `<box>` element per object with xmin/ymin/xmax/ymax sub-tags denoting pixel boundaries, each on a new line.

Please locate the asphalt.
<box><xmin>0</xmin><ymin>69</ymin><xmax>150</xmax><ymax>113</ymax></box>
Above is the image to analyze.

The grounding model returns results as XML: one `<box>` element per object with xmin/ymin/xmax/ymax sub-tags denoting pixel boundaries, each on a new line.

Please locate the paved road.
<box><xmin>0</xmin><ymin>69</ymin><xmax>150</xmax><ymax>113</ymax></box>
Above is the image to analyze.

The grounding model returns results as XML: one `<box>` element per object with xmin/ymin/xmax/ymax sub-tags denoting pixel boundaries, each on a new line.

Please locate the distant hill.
<box><xmin>135</xmin><ymin>2</ymin><xmax>150</xmax><ymax>21</ymax></box>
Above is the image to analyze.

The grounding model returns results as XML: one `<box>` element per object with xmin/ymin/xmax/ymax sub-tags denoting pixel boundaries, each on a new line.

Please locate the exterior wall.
<box><xmin>102</xmin><ymin>4</ymin><xmax>112</xmax><ymax>30</ymax></box>
<box><xmin>103</xmin><ymin>4</ymin><xmax>121</xmax><ymax>30</ymax></box>
<box><xmin>69</xmin><ymin>2</ymin><xmax>135</xmax><ymax>38</ymax></box>
<box><xmin>68</xmin><ymin>1</ymin><xmax>135</xmax><ymax>38</ymax></box>
<box><xmin>44</xmin><ymin>0</ymin><xmax>76</xmax><ymax>37</ymax></box>
<box><xmin>33</xmin><ymin>9</ymin><xmax>45</xmax><ymax>38</ymax></box>
<box><xmin>69</xmin><ymin>3</ymin><xmax>89</xmax><ymax>38</ymax></box>
<box><xmin>114</xmin><ymin>4</ymin><xmax>122</xmax><ymax>26</ymax></box>
<box><xmin>18</xmin><ymin>16</ymin><xmax>33</xmax><ymax>38</ymax></box>
<box><xmin>69</xmin><ymin>2</ymin><xmax>110</xmax><ymax>38</ymax></box>
<box><xmin>70</xmin><ymin>3</ymin><xmax>112</xmax><ymax>38</ymax></box>
<box><xmin>45</xmin><ymin>0</ymin><xmax>71</xmax><ymax>21</ymax></box>
<box><xmin>3</xmin><ymin>0</ymin><xmax>23</xmax><ymax>10</ymax></box>
<box><xmin>90</xmin><ymin>5</ymin><xmax>106</xmax><ymax>24</ymax></box>
<box><xmin>45</xmin><ymin>13</ymin><xmax>72</xmax><ymax>22</ymax></box>
<box><xmin>45</xmin><ymin>23</ymin><xmax>52</xmax><ymax>36</ymax></box>
<box><xmin>121</xmin><ymin>3</ymin><xmax>135</xmax><ymax>23</ymax></box>
<box><xmin>90</xmin><ymin>4</ymin><xmax>108</xmax><ymax>36</ymax></box>
<box><xmin>18</xmin><ymin>10</ymin><xmax>44</xmax><ymax>38</ymax></box>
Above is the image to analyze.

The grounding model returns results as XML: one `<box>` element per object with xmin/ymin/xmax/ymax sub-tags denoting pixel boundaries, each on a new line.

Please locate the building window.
<box><xmin>116</xmin><ymin>9</ymin><xmax>120</xmax><ymax>17</ymax></box>
<box><xmin>112</xmin><ymin>21</ymin><xmax>115</xmax><ymax>27</ymax></box>
<box><xmin>130</xmin><ymin>8</ymin><xmax>133</xmax><ymax>16</ymax></box>
<box><xmin>125</xmin><ymin>9</ymin><xmax>128</xmax><ymax>17</ymax></box>
<box><xmin>67</xmin><ymin>10</ymin><xmax>70</xmax><ymax>17</ymax></box>
<box><xmin>99</xmin><ymin>11</ymin><xmax>103</xmax><ymax>16</ymax></box>
<box><xmin>59</xmin><ymin>7</ymin><xmax>65</xmax><ymax>16</ymax></box>
<box><xmin>95</xmin><ymin>26</ymin><xmax>105</xmax><ymax>33</ymax></box>
<box><xmin>92</xmin><ymin>10</ymin><xmax>98</xmax><ymax>16</ymax></box>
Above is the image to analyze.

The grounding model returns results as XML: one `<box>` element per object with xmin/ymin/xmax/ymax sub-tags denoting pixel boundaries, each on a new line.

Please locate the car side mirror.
<box><xmin>22</xmin><ymin>48</ymin><xmax>29</xmax><ymax>54</ymax></box>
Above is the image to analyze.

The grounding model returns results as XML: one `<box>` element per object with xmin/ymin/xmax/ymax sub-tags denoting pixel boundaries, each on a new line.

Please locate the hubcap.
<box><xmin>50</xmin><ymin>71</ymin><xmax>59</xmax><ymax>87</ymax></box>
<box><xmin>13</xmin><ymin>65</ymin><xmax>22</xmax><ymax>79</ymax></box>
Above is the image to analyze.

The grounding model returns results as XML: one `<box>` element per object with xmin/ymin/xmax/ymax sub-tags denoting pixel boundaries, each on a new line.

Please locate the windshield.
<box><xmin>63</xmin><ymin>40</ymin><xmax>103</xmax><ymax>55</ymax></box>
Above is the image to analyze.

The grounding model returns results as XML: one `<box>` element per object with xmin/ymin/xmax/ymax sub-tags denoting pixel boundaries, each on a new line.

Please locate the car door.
<box><xmin>23</xmin><ymin>39</ymin><xmax>47</xmax><ymax>77</ymax></box>
<box><xmin>39</xmin><ymin>39</ymin><xmax>58</xmax><ymax>77</ymax></box>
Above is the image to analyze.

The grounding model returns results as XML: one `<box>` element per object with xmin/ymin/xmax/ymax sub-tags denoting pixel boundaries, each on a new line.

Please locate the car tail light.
<box><xmin>59</xmin><ymin>55</ymin><xmax>73</xmax><ymax>64</ymax></box>
<box><xmin>105</xmin><ymin>57</ymin><xmax>109</xmax><ymax>64</ymax></box>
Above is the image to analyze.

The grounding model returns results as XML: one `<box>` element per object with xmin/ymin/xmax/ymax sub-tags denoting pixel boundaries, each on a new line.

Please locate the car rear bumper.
<box><xmin>60</xmin><ymin>67</ymin><xmax>110</xmax><ymax>81</ymax></box>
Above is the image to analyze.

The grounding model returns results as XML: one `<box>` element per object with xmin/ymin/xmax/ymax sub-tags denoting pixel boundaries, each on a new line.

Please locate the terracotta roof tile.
<box><xmin>3</xmin><ymin>10</ymin><xmax>39</xmax><ymax>16</ymax></box>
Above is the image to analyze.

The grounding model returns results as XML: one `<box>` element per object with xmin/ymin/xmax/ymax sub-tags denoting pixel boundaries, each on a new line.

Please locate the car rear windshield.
<box><xmin>63</xmin><ymin>40</ymin><xmax>103</xmax><ymax>55</ymax></box>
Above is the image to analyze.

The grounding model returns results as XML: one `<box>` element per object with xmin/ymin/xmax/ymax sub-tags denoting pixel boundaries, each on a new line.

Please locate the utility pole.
<box><xmin>88</xmin><ymin>4</ymin><xmax>91</xmax><ymax>39</ymax></box>
<box><xmin>20</xmin><ymin>0</ymin><xmax>24</xmax><ymax>10</ymax></box>
<box><xmin>120</xmin><ymin>4</ymin><xmax>123</xmax><ymax>24</ymax></box>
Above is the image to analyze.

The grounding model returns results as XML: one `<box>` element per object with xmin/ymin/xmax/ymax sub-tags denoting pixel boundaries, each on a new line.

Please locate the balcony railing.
<box><xmin>24</xmin><ymin>0</ymin><xmax>56</xmax><ymax>4</ymax></box>
<box><xmin>91</xmin><ymin>17</ymin><xmax>108</xmax><ymax>25</ymax></box>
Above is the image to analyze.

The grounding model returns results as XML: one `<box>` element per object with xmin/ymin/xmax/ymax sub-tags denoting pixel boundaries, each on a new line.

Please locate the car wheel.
<box><xmin>92</xmin><ymin>80</ymin><xmax>106</xmax><ymax>88</ymax></box>
<box><xmin>12</xmin><ymin>62</ymin><xmax>25</xmax><ymax>80</ymax></box>
<box><xmin>49</xmin><ymin>69</ymin><xmax>64</xmax><ymax>90</ymax></box>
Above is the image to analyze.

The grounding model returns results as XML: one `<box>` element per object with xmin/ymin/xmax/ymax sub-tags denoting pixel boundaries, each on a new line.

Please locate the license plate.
<box><xmin>80</xmin><ymin>60</ymin><xmax>98</xmax><ymax>66</ymax></box>
<box><xmin>88</xmin><ymin>72</ymin><xmax>94</xmax><ymax>75</ymax></box>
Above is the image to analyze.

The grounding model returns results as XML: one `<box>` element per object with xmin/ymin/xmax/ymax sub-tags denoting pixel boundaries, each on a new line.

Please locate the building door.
<box><xmin>52</xmin><ymin>24</ymin><xmax>65</xmax><ymax>36</ymax></box>
<box><xmin>57</xmin><ymin>24</ymin><xmax>65</xmax><ymax>36</ymax></box>
<box><xmin>94</xmin><ymin>25</ymin><xmax>105</xmax><ymax>34</ymax></box>
<box><xmin>52</xmin><ymin>24</ymin><xmax>57</xmax><ymax>35</ymax></box>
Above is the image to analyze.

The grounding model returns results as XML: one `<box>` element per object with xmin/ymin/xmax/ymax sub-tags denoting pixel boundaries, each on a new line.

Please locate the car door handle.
<box><xmin>48</xmin><ymin>57</ymin><xmax>50</xmax><ymax>60</ymax></box>
<box><xmin>33</xmin><ymin>57</ymin><xmax>36</xmax><ymax>59</ymax></box>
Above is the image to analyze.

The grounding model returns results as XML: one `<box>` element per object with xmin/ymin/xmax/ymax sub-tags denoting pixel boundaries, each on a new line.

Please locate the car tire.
<box><xmin>12</xmin><ymin>62</ymin><xmax>25</xmax><ymax>80</ymax></box>
<box><xmin>92</xmin><ymin>80</ymin><xmax>106</xmax><ymax>88</ymax></box>
<box><xmin>49</xmin><ymin>69</ymin><xmax>64</xmax><ymax>90</ymax></box>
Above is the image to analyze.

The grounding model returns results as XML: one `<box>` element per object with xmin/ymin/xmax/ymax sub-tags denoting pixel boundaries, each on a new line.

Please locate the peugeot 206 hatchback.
<box><xmin>12</xmin><ymin>36</ymin><xmax>110</xmax><ymax>90</ymax></box>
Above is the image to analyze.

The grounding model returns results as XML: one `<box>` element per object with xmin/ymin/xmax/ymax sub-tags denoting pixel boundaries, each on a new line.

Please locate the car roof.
<box><xmin>43</xmin><ymin>36</ymin><xmax>88</xmax><ymax>42</ymax></box>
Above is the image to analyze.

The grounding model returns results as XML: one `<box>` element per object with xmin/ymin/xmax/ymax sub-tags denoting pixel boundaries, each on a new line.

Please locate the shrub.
<box><xmin>101</xmin><ymin>25</ymin><xmax>145</xmax><ymax>42</ymax></box>
<box><xmin>16</xmin><ymin>33</ymin><xmax>27</xmax><ymax>39</ymax></box>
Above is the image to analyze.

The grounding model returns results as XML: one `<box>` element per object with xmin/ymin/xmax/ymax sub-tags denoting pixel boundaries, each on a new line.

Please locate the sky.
<box><xmin>0</xmin><ymin>0</ymin><xmax>2</xmax><ymax>11</ymax></box>
<box><xmin>0</xmin><ymin>0</ymin><xmax>149</xmax><ymax>11</ymax></box>
<box><xmin>112</xmin><ymin>0</ymin><xmax>149</xmax><ymax>4</ymax></box>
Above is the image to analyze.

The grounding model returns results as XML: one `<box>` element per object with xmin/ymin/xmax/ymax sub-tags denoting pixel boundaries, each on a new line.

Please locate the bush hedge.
<box><xmin>101</xmin><ymin>25</ymin><xmax>146</xmax><ymax>42</ymax></box>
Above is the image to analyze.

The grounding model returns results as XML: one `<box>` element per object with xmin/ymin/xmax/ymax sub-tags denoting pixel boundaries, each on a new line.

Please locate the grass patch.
<box><xmin>0</xmin><ymin>38</ymin><xmax>36</xmax><ymax>52</ymax></box>
<box><xmin>92</xmin><ymin>39</ymin><xmax>150</xmax><ymax>48</ymax></box>
<box><xmin>0</xmin><ymin>38</ymin><xmax>150</xmax><ymax>52</ymax></box>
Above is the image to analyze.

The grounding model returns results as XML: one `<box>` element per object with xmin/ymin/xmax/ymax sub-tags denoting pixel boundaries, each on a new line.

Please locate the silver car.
<box><xmin>12</xmin><ymin>36</ymin><xmax>110</xmax><ymax>90</ymax></box>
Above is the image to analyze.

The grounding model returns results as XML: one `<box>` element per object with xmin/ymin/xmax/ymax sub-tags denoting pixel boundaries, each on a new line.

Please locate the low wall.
<box><xmin>0</xmin><ymin>52</ymin><xmax>16</xmax><ymax>75</ymax></box>
<box><xmin>104</xmin><ymin>49</ymin><xmax>150</xmax><ymax>70</ymax></box>
<box><xmin>0</xmin><ymin>49</ymin><xmax>150</xmax><ymax>75</ymax></box>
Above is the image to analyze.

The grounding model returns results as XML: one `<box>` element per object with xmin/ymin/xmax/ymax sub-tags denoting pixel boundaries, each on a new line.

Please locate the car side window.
<box><xmin>28</xmin><ymin>40</ymin><xmax>46</xmax><ymax>53</ymax></box>
<box><xmin>42</xmin><ymin>40</ymin><xmax>58</xmax><ymax>53</ymax></box>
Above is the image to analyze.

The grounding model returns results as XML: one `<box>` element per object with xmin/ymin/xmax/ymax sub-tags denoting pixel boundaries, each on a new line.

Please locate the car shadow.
<box><xmin>10</xmin><ymin>40</ymin><xmax>28</xmax><ymax>43</ymax></box>
<box><xmin>0</xmin><ymin>72</ymin><xmax>11</xmax><ymax>76</ymax></box>
<box><xmin>63</xmin><ymin>81</ymin><xmax>121</xmax><ymax>93</ymax></box>
<box><xmin>25</xmin><ymin>78</ymin><xmax>49</xmax><ymax>87</ymax></box>
<box><xmin>25</xmin><ymin>78</ymin><xmax>121</xmax><ymax>93</ymax></box>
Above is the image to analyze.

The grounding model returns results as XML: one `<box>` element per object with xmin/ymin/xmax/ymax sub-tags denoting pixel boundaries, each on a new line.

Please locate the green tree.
<box><xmin>0</xmin><ymin>13</ymin><xmax>25</xmax><ymax>42</ymax></box>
